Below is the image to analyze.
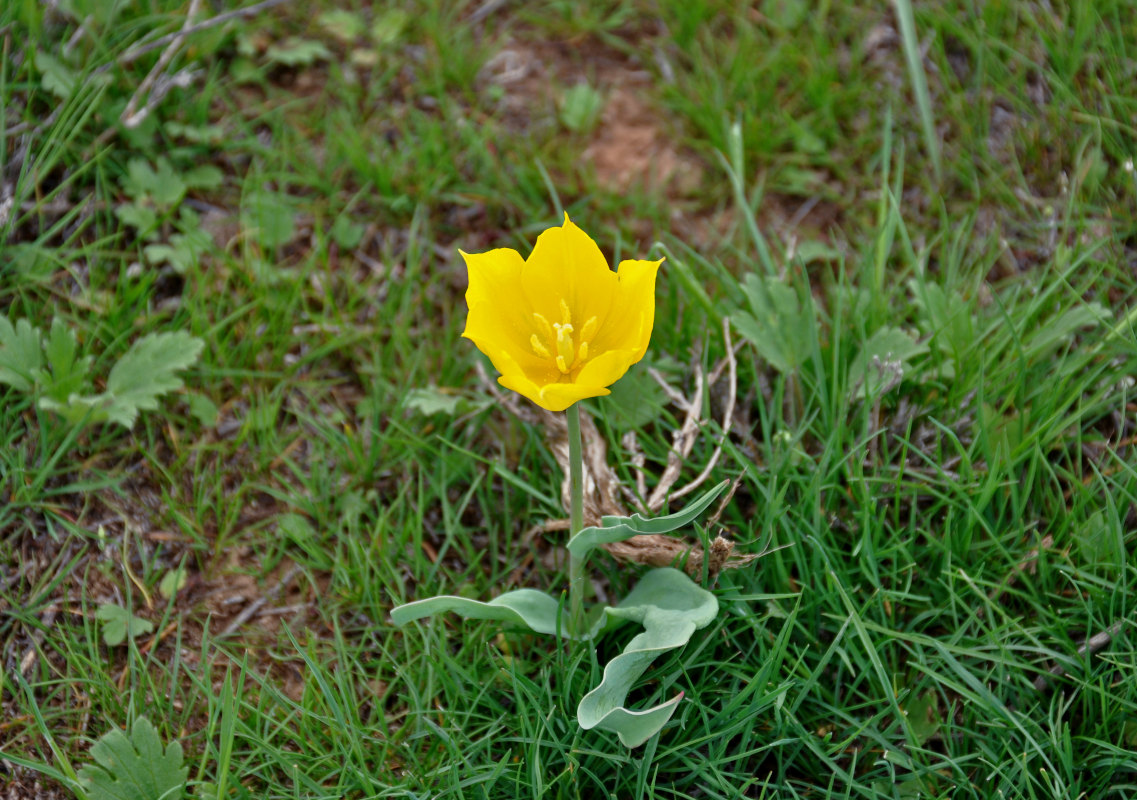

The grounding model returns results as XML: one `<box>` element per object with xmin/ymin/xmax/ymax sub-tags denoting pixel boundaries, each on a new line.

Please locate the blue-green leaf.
<box><xmin>577</xmin><ymin>568</ymin><xmax>718</xmax><ymax>747</ymax></box>
<box><xmin>567</xmin><ymin>480</ymin><xmax>728</xmax><ymax>561</ymax></box>
<box><xmin>391</xmin><ymin>589</ymin><xmax>562</xmax><ymax>634</ymax></box>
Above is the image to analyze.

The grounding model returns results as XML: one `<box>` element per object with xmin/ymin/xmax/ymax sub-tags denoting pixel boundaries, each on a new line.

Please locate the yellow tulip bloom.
<box><xmin>460</xmin><ymin>214</ymin><xmax>662</xmax><ymax>412</ymax></box>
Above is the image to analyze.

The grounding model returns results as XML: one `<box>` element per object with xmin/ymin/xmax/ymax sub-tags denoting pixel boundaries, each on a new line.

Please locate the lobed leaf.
<box><xmin>104</xmin><ymin>331</ymin><xmax>204</xmax><ymax>428</ymax></box>
<box><xmin>0</xmin><ymin>317</ymin><xmax>44</xmax><ymax>392</ymax></box>
<box><xmin>78</xmin><ymin>716</ymin><xmax>187</xmax><ymax>800</ymax></box>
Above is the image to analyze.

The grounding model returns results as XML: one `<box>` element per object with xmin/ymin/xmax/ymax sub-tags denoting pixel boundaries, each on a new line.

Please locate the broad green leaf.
<box><xmin>318</xmin><ymin>9</ymin><xmax>365</xmax><ymax>42</ymax></box>
<box><xmin>78</xmin><ymin>716</ymin><xmax>187</xmax><ymax>800</ymax></box>
<box><xmin>187</xmin><ymin>392</ymin><xmax>219</xmax><ymax>427</ymax></box>
<box><xmin>391</xmin><ymin>589</ymin><xmax>562</xmax><ymax>634</ymax></box>
<box><xmin>182</xmin><ymin>165</ymin><xmax>224</xmax><ymax>190</ymax></box>
<box><xmin>371</xmin><ymin>9</ymin><xmax>409</xmax><ymax>46</ymax></box>
<box><xmin>567</xmin><ymin>480</ymin><xmax>729</xmax><ymax>561</ymax></box>
<box><xmin>0</xmin><ymin>317</ymin><xmax>44</xmax><ymax>392</ymax></box>
<box><xmin>115</xmin><ymin>202</ymin><xmax>158</xmax><ymax>233</ymax></box>
<box><xmin>576</xmin><ymin>568</ymin><xmax>718</xmax><ymax>747</ymax></box>
<box><xmin>732</xmin><ymin>274</ymin><xmax>816</xmax><ymax>375</ymax></box>
<box><xmin>39</xmin><ymin>318</ymin><xmax>92</xmax><ymax>402</ymax></box>
<box><xmin>159</xmin><ymin>567</ymin><xmax>188</xmax><ymax>599</ymax></box>
<box><xmin>1025</xmin><ymin>302</ymin><xmax>1109</xmax><ymax>360</ymax></box>
<box><xmin>100</xmin><ymin>331</ymin><xmax>204</xmax><ymax>428</ymax></box>
<box><xmin>242</xmin><ymin>189</ymin><xmax>295</xmax><ymax>249</ymax></box>
<box><xmin>121</xmin><ymin>158</ymin><xmax>186</xmax><ymax>207</ymax></box>
<box><xmin>393</xmin><ymin>568</ymin><xmax>721</xmax><ymax>748</ymax></box>
<box><xmin>265</xmin><ymin>38</ymin><xmax>331</xmax><ymax>66</ymax></box>
<box><xmin>35</xmin><ymin>50</ymin><xmax>75</xmax><ymax>98</ymax></box>
<box><xmin>848</xmin><ymin>327</ymin><xmax>928</xmax><ymax>400</ymax></box>
<box><xmin>330</xmin><ymin>214</ymin><xmax>365</xmax><ymax>250</ymax></box>
<box><xmin>560</xmin><ymin>83</ymin><xmax>605</xmax><ymax>134</ymax></box>
<box><xmin>95</xmin><ymin>603</ymin><xmax>154</xmax><ymax>646</ymax></box>
<box><xmin>405</xmin><ymin>386</ymin><xmax>463</xmax><ymax>416</ymax></box>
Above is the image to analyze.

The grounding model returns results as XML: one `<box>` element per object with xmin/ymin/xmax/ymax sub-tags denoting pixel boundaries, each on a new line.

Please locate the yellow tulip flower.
<box><xmin>460</xmin><ymin>214</ymin><xmax>662</xmax><ymax>412</ymax></box>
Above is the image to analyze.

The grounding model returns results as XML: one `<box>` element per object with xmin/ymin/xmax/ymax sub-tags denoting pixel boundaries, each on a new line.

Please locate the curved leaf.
<box><xmin>567</xmin><ymin>480</ymin><xmax>729</xmax><ymax>561</ymax></box>
<box><xmin>577</xmin><ymin>568</ymin><xmax>718</xmax><ymax>747</ymax></box>
<box><xmin>390</xmin><ymin>588</ymin><xmax>562</xmax><ymax>635</ymax></box>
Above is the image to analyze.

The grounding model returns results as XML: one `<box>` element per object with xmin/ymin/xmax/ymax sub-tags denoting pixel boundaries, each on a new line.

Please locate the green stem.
<box><xmin>566</xmin><ymin>402</ymin><xmax>586</xmax><ymax>635</ymax></box>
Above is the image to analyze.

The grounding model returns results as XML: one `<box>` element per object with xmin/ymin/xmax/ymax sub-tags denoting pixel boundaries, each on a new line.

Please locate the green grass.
<box><xmin>2</xmin><ymin>0</ymin><xmax>1136</xmax><ymax>797</ymax></box>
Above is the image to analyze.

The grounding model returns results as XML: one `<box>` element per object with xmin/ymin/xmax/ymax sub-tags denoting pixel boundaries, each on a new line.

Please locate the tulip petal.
<box><xmin>534</xmin><ymin>382</ymin><xmax>611</xmax><ymax>412</ymax></box>
<box><xmin>590</xmin><ymin>258</ymin><xmax>663</xmax><ymax>361</ymax></box>
<box><xmin>461</xmin><ymin>248</ymin><xmax>525</xmax><ymax>308</ymax></box>
<box><xmin>575</xmin><ymin>348</ymin><xmax>639</xmax><ymax>391</ymax></box>
<box><xmin>523</xmin><ymin>214</ymin><xmax>618</xmax><ymax>329</ymax></box>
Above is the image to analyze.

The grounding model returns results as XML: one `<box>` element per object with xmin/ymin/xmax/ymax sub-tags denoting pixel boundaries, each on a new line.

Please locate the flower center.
<box><xmin>530</xmin><ymin>300</ymin><xmax>598</xmax><ymax>374</ymax></box>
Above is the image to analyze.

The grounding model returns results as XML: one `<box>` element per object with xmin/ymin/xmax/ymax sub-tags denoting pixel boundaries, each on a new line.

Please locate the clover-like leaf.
<box><xmin>95</xmin><ymin>603</ymin><xmax>154</xmax><ymax>647</ymax></box>
<box><xmin>78</xmin><ymin>716</ymin><xmax>187</xmax><ymax>800</ymax></box>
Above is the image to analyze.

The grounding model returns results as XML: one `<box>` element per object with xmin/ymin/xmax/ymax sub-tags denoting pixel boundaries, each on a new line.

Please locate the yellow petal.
<box><xmin>461</xmin><ymin>248</ymin><xmax>525</xmax><ymax>309</ymax></box>
<box><xmin>522</xmin><ymin>214</ymin><xmax>618</xmax><ymax>330</ymax></box>
<box><xmin>461</xmin><ymin>248</ymin><xmax>542</xmax><ymax>372</ymax></box>
<box><xmin>575</xmin><ymin>348</ymin><xmax>639</xmax><ymax>390</ymax></box>
<box><xmin>534</xmin><ymin>382</ymin><xmax>611</xmax><ymax>412</ymax></box>
<box><xmin>589</xmin><ymin>258</ymin><xmax>663</xmax><ymax>360</ymax></box>
<box><xmin>464</xmin><ymin>302</ymin><xmax>559</xmax><ymax>384</ymax></box>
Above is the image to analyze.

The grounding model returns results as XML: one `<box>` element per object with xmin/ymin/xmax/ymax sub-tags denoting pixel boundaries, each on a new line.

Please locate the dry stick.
<box><xmin>219</xmin><ymin>564</ymin><xmax>302</xmax><ymax>638</ymax></box>
<box><xmin>1033</xmin><ymin>620</ymin><xmax>1127</xmax><ymax>691</ymax></box>
<box><xmin>107</xmin><ymin>0</ymin><xmax>294</xmax><ymax>70</ymax></box>
<box><xmin>668</xmin><ymin>317</ymin><xmax>738</xmax><ymax>504</ymax></box>
<box><xmin>119</xmin><ymin>0</ymin><xmax>203</xmax><ymax>129</ymax></box>
<box><xmin>647</xmin><ymin>366</ymin><xmax>704</xmax><ymax>512</ymax></box>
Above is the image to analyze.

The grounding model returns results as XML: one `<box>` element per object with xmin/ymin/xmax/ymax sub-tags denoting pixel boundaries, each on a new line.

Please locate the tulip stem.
<box><xmin>566</xmin><ymin>403</ymin><xmax>586</xmax><ymax>635</ymax></box>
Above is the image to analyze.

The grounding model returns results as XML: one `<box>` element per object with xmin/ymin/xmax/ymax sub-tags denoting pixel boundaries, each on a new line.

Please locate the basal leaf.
<box><xmin>391</xmin><ymin>589</ymin><xmax>562</xmax><ymax>634</ymax></box>
<box><xmin>78</xmin><ymin>716</ymin><xmax>187</xmax><ymax>800</ymax></box>
<box><xmin>732</xmin><ymin>274</ymin><xmax>816</xmax><ymax>375</ymax></box>
<box><xmin>567</xmin><ymin>480</ymin><xmax>728</xmax><ymax>562</ymax></box>
<box><xmin>848</xmin><ymin>327</ymin><xmax>928</xmax><ymax>400</ymax></box>
<box><xmin>40</xmin><ymin>319</ymin><xmax>92</xmax><ymax>403</ymax></box>
<box><xmin>35</xmin><ymin>50</ymin><xmax>76</xmax><ymax>99</ymax></box>
<box><xmin>103</xmin><ymin>331</ymin><xmax>204</xmax><ymax>428</ymax></box>
<box><xmin>0</xmin><ymin>317</ymin><xmax>44</xmax><ymax>392</ymax></box>
<box><xmin>576</xmin><ymin>568</ymin><xmax>719</xmax><ymax>747</ymax></box>
<box><xmin>95</xmin><ymin>603</ymin><xmax>154</xmax><ymax>646</ymax></box>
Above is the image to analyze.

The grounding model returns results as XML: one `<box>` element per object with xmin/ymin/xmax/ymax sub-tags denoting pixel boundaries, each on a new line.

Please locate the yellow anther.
<box><xmin>579</xmin><ymin>316</ymin><xmax>599</xmax><ymax>343</ymax></box>
<box><xmin>556</xmin><ymin>355</ymin><xmax>569</xmax><ymax>372</ymax></box>
<box><xmin>559</xmin><ymin>298</ymin><xmax>573</xmax><ymax>325</ymax></box>
<box><xmin>577</xmin><ymin>341</ymin><xmax>589</xmax><ymax>361</ymax></box>
<box><xmin>530</xmin><ymin>334</ymin><xmax>551</xmax><ymax>359</ymax></box>
<box><xmin>532</xmin><ymin>312</ymin><xmax>554</xmax><ymax>344</ymax></box>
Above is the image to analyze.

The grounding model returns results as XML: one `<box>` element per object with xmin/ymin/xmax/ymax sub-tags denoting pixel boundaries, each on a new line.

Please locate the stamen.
<box><xmin>532</xmin><ymin>312</ymin><xmax>554</xmax><ymax>344</ymax></box>
<box><xmin>559</xmin><ymin>298</ymin><xmax>572</xmax><ymax>326</ymax></box>
<box><xmin>556</xmin><ymin>355</ymin><xmax>569</xmax><ymax>372</ymax></box>
<box><xmin>577</xmin><ymin>341</ymin><xmax>589</xmax><ymax>361</ymax></box>
<box><xmin>530</xmin><ymin>334</ymin><xmax>551</xmax><ymax>359</ymax></box>
<box><xmin>580</xmin><ymin>316</ymin><xmax>599</xmax><ymax>343</ymax></box>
